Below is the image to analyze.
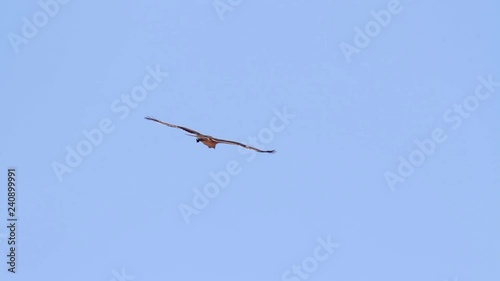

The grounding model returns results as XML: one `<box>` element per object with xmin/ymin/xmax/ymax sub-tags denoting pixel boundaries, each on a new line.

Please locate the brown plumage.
<box><xmin>145</xmin><ymin>116</ymin><xmax>276</xmax><ymax>153</ymax></box>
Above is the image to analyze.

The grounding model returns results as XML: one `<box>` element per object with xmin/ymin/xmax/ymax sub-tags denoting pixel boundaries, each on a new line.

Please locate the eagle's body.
<box><xmin>197</xmin><ymin>137</ymin><xmax>218</xmax><ymax>149</ymax></box>
<box><xmin>145</xmin><ymin>116</ymin><xmax>276</xmax><ymax>153</ymax></box>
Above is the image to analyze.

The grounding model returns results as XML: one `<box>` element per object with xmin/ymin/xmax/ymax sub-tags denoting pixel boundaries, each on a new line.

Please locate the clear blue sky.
<box><xmin>1</xmin><ymin>0</ymin><xmax>499</xmax><ymax>280</ymax></box>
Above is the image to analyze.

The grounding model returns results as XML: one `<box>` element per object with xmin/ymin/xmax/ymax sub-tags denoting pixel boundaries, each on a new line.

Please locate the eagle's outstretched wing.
<box><xmin>212</xmin><ymin>137</ymin><xmax>276</xmax><ymax>153</ymax></box>
<box><xmin>144</xmin><ymin>116</ymin><xmax>203</xmax><ymax>136</ymax></box>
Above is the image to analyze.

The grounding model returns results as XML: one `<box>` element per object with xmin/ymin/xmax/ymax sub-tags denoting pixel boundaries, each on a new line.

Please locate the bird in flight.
<box><xmin>145</xmin><ymin>116</ymin><xmax>276</xmax><ymax>153</ymax></box>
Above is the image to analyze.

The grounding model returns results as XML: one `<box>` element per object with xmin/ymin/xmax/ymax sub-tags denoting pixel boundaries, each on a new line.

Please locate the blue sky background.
<box><xmin>1</xmin><ymin>0</ymin><xmax>499</xmax><ymax>280</ymax></box>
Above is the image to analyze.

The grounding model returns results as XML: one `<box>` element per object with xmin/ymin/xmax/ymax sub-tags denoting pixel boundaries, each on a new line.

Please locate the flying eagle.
<box><xmin>145</xmin><ymin>116</ymin><xmax>276</xmax><ymax>153</ymax></box>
